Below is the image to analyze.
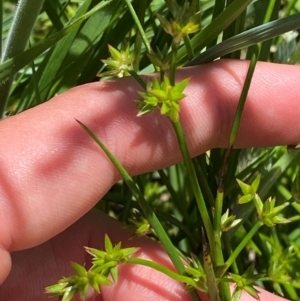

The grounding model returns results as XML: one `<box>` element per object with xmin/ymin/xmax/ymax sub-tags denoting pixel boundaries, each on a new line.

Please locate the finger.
<box><xmin>0</xmin><ymin>209</ymin><xmax>194</xmax><ymax>301</ymax></box>
<box><xmin>0</xmin><ymin>60</ymin><xmax>299</xmax><ymax>273</ymax></box>
<box><xmin>0</xmin><ymin>209</ymin><xmax>289</xmax><ymax>301</ymax></box>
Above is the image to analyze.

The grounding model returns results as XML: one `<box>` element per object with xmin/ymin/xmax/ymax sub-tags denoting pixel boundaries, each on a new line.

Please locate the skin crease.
<box><xmin>0</xmin><ymin>60</ymin><xmax>299</xmax><ymax>300</ymax></box>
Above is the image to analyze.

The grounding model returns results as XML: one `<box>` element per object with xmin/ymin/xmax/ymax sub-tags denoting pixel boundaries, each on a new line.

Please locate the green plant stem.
<box><xmin>0</xmin><ymin>0</ymin><xmax>44</xmax><ymax>117</ymax></box>
<box><xmin>77</xmin><ymin>120</ymin><xmax>201</xmax><ymax>301</ymax></box>
<box><xmin>228</xmin><ymin>0</ymin><xmax>275</xmax><ymax>144</ymax></box>
<box><xmin>214</xmin><ymin>191</ymin><xmax>223</xmax><ymax>243</ymax></box>
<box><xmin>212</xmin><ymin>49</ymin><xmax>260</xmax><ymax>299</ymax></box>
<box><xmin>264</xmin><ymin>0</ymin><xmax>277</xmax><ymax>25</ymax></box>
<box><xmin>284</xmin><ymin>0</ymin><xmax>298</xmax><ymax>17</ymax></box>
<box><xmin>202</xmin><ymin>229</ymin><xmax>220</xmax><ymax>301</ymax></box>
<box><xmin>128</xmin><ymin>70</ymin><xmax>146</xmax><ymax>90</ymax></box>
<box><xmin>229</xmin><ymin>48</ymin><xmax>259</xmax><ymax>145</ymax></box>
<box><xmin>170</xmin><ymin>43</ymin><xmax>178</xmax><ymax>86</ymax></box>
<box><xmin>91</xmin><ymin>261</ymin><xmax>119</xmax><ymax>273</ymax></box>
<box><xmin>187</xmin><ymin>12</ymin><xmax>300</xmax><ymax>66</ymax></box>
<box><xmin>213</xmin><ymin>191</ymin><xmax>230</xmax><ymax>301</ymax></box>
<box><xmin>213</xmin><ymin>192</ymin><xmax>230</xmax><ymax>299</ymax></box>
<box><xmin>124</xmin><ymin>0</ymin><xmax>152</xmax><ymax>54</ymax></box>
<box><xmin>173</xmin><ymin>122</ymin><xmax>230</xmax><ymax>301</ymax></box>
<box><xmin>172</xmin><ymin>121</ymin><xmax>215</xmax><ymax>259</ymax></box>
<box><xmin>127</xmin><ymin>257</ymin><xmax>200</xmax><ymax>289</ymax></box>
<box><xmin>214</xmin><ymin>190</ymin><xmax>226</xmax><ymax>284</ymax></box>
<box><xmin>222</xmin><ymin>221</ymin><xmax>263</xmax><ymax>276</ymax></box>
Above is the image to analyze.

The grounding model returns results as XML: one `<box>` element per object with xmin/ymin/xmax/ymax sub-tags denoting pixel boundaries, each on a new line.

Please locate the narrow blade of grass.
<box><xmin>188</xmin><ymin>12</ymin><xmax>300</xmax><ymax>65</ymax></box>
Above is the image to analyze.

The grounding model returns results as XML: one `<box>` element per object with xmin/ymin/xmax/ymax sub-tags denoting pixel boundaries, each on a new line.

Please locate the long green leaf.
<box><xmin>188</xmin><ymin>12</ymin><xmax>300</xmax><ymax>65</ymax></box>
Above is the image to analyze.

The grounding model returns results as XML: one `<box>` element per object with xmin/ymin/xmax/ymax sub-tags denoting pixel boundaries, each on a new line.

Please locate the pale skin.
<box><xmin>0</xmin><ymin>60</ymin><xmax>299</xmax><ymax>300</ymax></box>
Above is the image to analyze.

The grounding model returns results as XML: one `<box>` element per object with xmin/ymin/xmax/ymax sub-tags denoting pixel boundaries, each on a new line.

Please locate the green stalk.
<box><xmin>213</xmin><ymin>190</ymin><xmax>230</xmax><ymax>301</ymax></box>
<box><xmin>284</xmin><ymin>0</ymin><xmax>298</xmax><ymax>17</ymax></box>
<box><xmin>127</xmin><ymin>257</ymin><xmax>199</xmax><ymax>289</ymax></box>
<box><xmin>202</xmin><ymin>228</ymin><xmax>220</xmax><ymax>301</ymax></box>
<box><xmin>229</xmin><ymin>48</ymin><xmax>259</xmax><ymax>146</ymax></box>
<box><xmin>212</xmin><ymin>50</ymin><xmax>259</xmax><ymax>298</ymax></box>
<box><xmin>168</xmin><ymin>44</ymin><xmax>213</xmax><ymax>257</ymax></box>
<box><xmin>124</xmin><ymin>0</ymin><xmax>152</xmax><ymax>54</ymax></box>
<box><xmin>172</xmin><ymin>121</ymin><xmax>215</xmax><ymax>259</ymax></box>
<box><xmin>128</xmin><ymin>70</ymin><xmax>146</xmax><ymax>90</ymax></box>
<box><xmin>221</xmin><ymin>221</ymin><xmax>263</xmax><ymax>276</ymax></box>
<box><xmin>77</xmin><ymin>120</ymin><xmax>201</xmax><ymax>301</ymax></box>
<box><xmin>223</xmin><ymin>0</ymin><xmax>274</xmax><ymax>165</ymax></box>
<box><xmin>213</xmin><ymin>192</ymin><xmax>224</xmax><ymax>266</ymax></box>
<box><xmin>169</xmin><ymin>43</ymin><xmax>178</xmax><ymax>86</ymax></box>
<box><xmin>214</xmin><ymin>191</ymin><xmax>223</xmax><ymax>239</ymax></box>
<box><xmin>213</xmin><ymin>149</ymin><xmax>231</xmax><ymax>301</ymax></box>
<box><xmin>0</xmin><ymin>0</ymin><xmax>44</xmax><ymax>117</ymax></box>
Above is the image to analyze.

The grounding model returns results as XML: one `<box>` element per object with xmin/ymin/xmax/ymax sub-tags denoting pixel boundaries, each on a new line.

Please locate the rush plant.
<box><xmin>1</xmin><ymin>1</ymin><xmax>300</xmax><ymax>301</ymax></box>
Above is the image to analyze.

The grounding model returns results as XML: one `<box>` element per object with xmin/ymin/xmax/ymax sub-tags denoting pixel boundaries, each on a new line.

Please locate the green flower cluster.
<box><xmin>158</xmin><ymin>0</ymin><xmax>200</xmax><ymax>45</ymax></box>
<box><xmin>98</xmin><ymin>45</ymin><xmax>134</xmax><ymax>78</ymax></box>
<box><xmin>237</xmin><ymin>175</ymin><xmax>290</xmax><ymax>227</ymax></box>
<box><xmin>45</xmin><ymin>235</ymin><xmax>139</xmax><ymax>300</ymax></box>
<box><xmin>228</xmin><ymin>264</ymin><xmax>261</xmax><ymax>301</ymax></box>
<box><xmin>137</xmin><ymin>76</ymin><xmax>189</xmax><ymax>122</ymax></box>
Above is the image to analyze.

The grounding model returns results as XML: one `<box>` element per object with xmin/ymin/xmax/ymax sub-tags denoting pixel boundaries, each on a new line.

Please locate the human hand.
<box><xmin>0</xmin><ymin>60</ymin><xmax>298</xmax><ymax>300</ymax></box>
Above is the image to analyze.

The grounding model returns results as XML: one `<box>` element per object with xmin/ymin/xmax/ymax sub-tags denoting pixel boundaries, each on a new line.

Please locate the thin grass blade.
<box><xmin>188</xmin><ymin>12</ymin><xmax>300</xmax><ymax>65</ymax></box>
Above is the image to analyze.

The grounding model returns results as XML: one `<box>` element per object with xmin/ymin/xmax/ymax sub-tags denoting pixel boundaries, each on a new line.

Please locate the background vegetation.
<box><xmin>1</xmin><ymin>0</ymin><xmax>300</xmax><ymax>300</ymax></box>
